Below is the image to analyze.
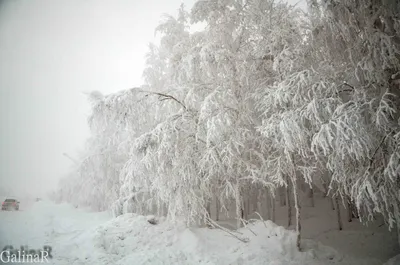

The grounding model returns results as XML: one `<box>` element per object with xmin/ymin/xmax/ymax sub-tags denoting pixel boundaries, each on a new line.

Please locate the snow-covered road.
<box><xmin>0</xmin><ymin>201</ymin><xmax>395</xmax><ymax>265</ymax></box>
<box><xmin>0</xmin><ymin>201</ymin><xmax>111</xmax><ymax>264</ymax></box>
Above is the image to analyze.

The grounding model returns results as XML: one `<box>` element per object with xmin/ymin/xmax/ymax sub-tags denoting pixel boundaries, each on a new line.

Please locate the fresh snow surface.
<box><xmin>209</xmin><ymin>192</ymin><xmax>399</xmax><ymax>265</ymax></box>
<box><xmin>0</xmin><ymin>200</ymin><xmax>397</xmax><ymax>265</ymax></box>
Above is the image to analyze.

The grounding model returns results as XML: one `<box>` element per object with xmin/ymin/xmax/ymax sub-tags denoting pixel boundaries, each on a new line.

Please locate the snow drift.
<box><xmin>61</xmin><ymin>213</ymin><xmax>344</xmax><ymax>265</ymax></box>
<box><xmin>2</xmin><ymin>200</ymin><xmax>396</xmax><ymax>265</ymax></box>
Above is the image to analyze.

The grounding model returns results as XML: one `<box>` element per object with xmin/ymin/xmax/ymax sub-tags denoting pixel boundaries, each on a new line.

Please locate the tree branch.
<box><xmin>335</xmin><ymin>82</ymin><xmax>355</xmax><ymax>95</ymax></box>
<box><xmin>139</xmin><ymin>90</ymin><xmax>187</xmax><ymax>110</ymax></box>
<box><xmin>368</xmin><ymin>129</ymin><xmax>395</xmax><ymax>168</ymax></box>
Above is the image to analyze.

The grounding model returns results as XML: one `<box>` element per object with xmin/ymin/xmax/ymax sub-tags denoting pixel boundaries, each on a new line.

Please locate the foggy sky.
<box><xmin>0</xmin><ymin>0</ymin><xmax>305</xmax><ymax>199</ymax></box>
<box><xmin>0</xmin><ymin>0</ymin><xmax>196</xmax><ymax>198</ymax></box>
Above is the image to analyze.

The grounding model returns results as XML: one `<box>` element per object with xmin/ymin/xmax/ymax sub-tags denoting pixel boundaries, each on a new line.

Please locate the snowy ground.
<box><xmin>0</xmin><ymin>199</ymin><xmax>398</xmax><ymax>265</ymax></box>
<box><xmin>212</xmin><ymin>193</ymin><xmax>399</xmax><ymax>265</ymax></box>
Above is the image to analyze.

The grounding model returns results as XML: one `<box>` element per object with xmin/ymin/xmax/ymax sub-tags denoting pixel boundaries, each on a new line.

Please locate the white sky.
<box><xmin>0</xmin><ymin>0</ymin><xmax>305</xmax><ymax>198</ymax></box>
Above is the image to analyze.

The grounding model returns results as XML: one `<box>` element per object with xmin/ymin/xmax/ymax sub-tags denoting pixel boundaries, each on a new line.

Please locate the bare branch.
<box><xmin>139</xmin><ymin>89</ymin><xmax>187</xmax><ymax>110</ymax></box>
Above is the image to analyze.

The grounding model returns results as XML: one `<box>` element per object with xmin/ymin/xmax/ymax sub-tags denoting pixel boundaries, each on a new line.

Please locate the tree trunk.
<box><xmin>397</xmin><ymin>218</ymin><xmax>400</xmax><ymax>250</ymax></box>
<box><xmin>346</xmin><ymin>197</ymin><xmax>352</xmax><ymax>222</ymax></box>
<box><xmin>215</xmin><ymin>197</ymin><xmax>220</xmax><ymax>221</ymax></box>
<box><xmin>257</xmin><ymin>189</ymin><xmax>263</xmax><ymax>216</ymax></box>
<box><xmin>292</xmin><ymin>176</ymin><xmax>301</xmax><ymax>251</ymax></box>
<box><xmin>331</xmin><ymin>197</ymin><xmax>336</xmax><ymax>210</ymax></box>
<box><xmin>280</xmin><ymin>186</ymin><xmax>286</xmax><ymax>206</ymax></box>
<box><xmin>309</xmin><ymin>185</ymin><xmax>315</xmax><ymax>207</ymax></box>
<box><xmin>286</xmin><ymin>175</ymin><xmax>292</xmax><ymax>227</ymax></box>
<box><xmin>266</xmin><ymin>189</ymin><xmax>271</xmax><ymax>220</ymax></box>
<box><xmin>247</xmin><ymin>191</ymin><xmax>251</xmax><ymax>216</ymax></box>
<box><xmin>242</xmin><ymin>198</ymin><xmax>248</xmax><ymax>221</ymax></box>
<box><xmin>235</xmin><ymin>183</ymin><xmax>242</xmax><ymax>229</ymax></box>
<box><xmin>335</xmin><ymin>196</ymin><xmax>343</xmax><ymax>230</ymax></box>
<box><xmin>323</xmin><ymin>182</ymin><xmax>335</xmax><ymax>210</ymax></box>
<box><xmin>352</xmin><ymin>202</ymin><xmax>359</xmax><ymax>219</ymax></box>
<box><xmin>206</xmin><ymin>201</ymin><xmax>212</xmax><ymax>226</ymax></box>
<box><xmin>157</xmin><ymin>200</ymin><xmax>161</xmax><ymax>217</ymax></box>
<box><xmin>252</xmin><ymin>190</ymin><xmax>258</xmax><ymax>213</ymax></box>
<box><xmin>161</xmin><ymin>203</ymin><xmax>165</xmax><ymax>217</ymax></box>
<box><xmin>394</xmin><ymin>203</ymin><xmax>400</xmax><ymax>249</ymax></box>
<box><xmin>322</xmin><ymin>182</ymin><xmax>328</xmax><ymax>197</ymax></box>
<box><xmin>271</xmin><ymin>192</ymin><xmax>276</xmax><ymax>223</ymax></box>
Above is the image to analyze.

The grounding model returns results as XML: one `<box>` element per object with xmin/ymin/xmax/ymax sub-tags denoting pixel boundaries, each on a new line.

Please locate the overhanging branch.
<box><xmin>139</xmin><ymin>89</ymin><xmax>187</xmax><ymax>110</ymax></box>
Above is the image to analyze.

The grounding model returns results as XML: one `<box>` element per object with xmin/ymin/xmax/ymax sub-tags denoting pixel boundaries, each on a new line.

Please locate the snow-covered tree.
<box><xmin>308</xmin><ymin>0</ymin><xmax>400</xmax><ymax>240</ymax></box>
<box><xmin>52</xmin><ymin>0</ymin><xmax>400</xmax><ymax>250</ymax></box>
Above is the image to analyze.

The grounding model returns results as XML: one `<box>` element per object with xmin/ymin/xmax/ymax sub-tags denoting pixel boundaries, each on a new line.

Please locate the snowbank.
<box><xmin>0</xmin><ymin>201</ymin><xmax>387</xmax><ymax>265</ymax></box>
<box><xmin>60</xmin><ymin>214</ymin><xmax>344</xmax><ymax>265</ymax></box>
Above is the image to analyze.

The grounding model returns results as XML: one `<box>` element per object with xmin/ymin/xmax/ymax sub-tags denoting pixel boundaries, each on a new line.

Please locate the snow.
<box><xmin>0</xmin><ymin>199</ymin><xmax>398</xmax><ymax>265</ymax></box>
<box><xmin>207</xmin><ymin>192</ymin><xmax>399</xmax><ymax>265</ymax></box>
<box><xmin>383</xmin><ymin>254</ymin><xmax>400</xmax><ymax>265</ymax></box>
<box><xmin>0</xmin><ymin>200</ymin><xmax>111</xmax><ymax>264</ymax></box>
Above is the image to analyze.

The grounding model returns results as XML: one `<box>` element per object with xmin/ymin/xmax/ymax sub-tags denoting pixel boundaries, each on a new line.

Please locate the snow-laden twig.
<box><xmin>205</xmin><ymin>218</ymin><xmax>249</xmax><ymax>243</ymax></box>
<box><xmin>254</xmin><ymin>212</ymin><xmax>268</xmax><ymax>229</ymax></box>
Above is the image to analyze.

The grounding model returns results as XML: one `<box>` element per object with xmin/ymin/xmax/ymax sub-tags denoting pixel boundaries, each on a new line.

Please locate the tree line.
<box><xmin>51</xmin><ymin>0</ymin><xmax>400</xmax><ymax>250</ymax></box>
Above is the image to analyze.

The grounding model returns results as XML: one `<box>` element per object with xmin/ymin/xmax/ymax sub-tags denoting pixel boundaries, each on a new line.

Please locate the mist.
<box><xmin>0</xmin><ymin>0</ymin><xmax>196</xmax><ymax>198</ymax></box>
